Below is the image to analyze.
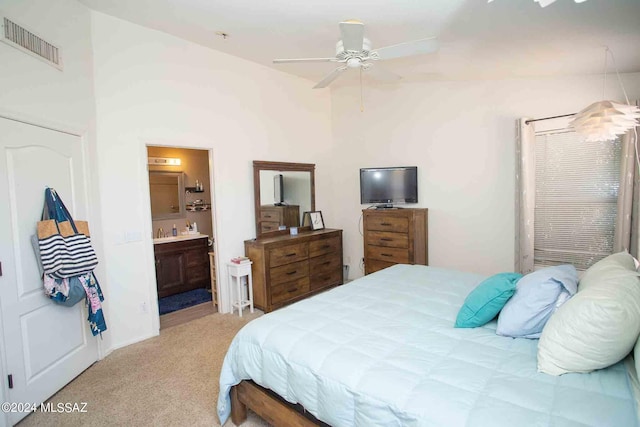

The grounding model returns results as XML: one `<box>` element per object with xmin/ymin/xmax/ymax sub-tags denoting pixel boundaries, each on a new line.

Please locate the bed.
<box><xmin>218</xmin><ymin>264</ymin><xmax>638</xmax><ymax>426</ymax></box>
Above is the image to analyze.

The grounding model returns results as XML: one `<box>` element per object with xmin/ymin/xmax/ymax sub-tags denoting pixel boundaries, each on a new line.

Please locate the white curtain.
<box><xmin>614</xmin><ymin>111</ymin><xmax>639</xmax><ymax>258</ymax></box>
<box><xmin>515</xmin><ymin>118</ymin><xmax>536</xmax><ymax>274</ymax></box>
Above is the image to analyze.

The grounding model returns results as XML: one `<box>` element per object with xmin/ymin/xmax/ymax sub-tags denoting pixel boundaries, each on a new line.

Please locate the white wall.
<box><xmin>90</xmin><ymin>12</ymin><xmax>332</xmax><ymax>349</ymax></box>
<box><xmin>0</xmin><ymin>0</ymin><xmax>106</xmax><ymax>419</ymax></box>
<box><xmin>328</xmin><ymin>74</ymin><xmax>640</xmax><ymax>278</ymax></box>
<box><xmin>0</xmin><ymin>0</ymin><xmax>95</xmax><ymax>130</ymax></box>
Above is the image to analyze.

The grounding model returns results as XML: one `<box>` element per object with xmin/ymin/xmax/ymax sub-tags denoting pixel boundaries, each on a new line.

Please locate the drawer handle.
<box><xmin>264</xmin><ymin>215</ymin><xmax>272</xmax><ymax>218</ymax></box>
<box><xmin>285</xmin><ymin>253</ymin><xmax>297</xmax><ymax>257</ymax></box>
<box><xmin>287</xmin><ymin>288</ymin><xmax>298</xmax><ymax>293</ymax></box>
<box><xmin>322</xmin><ymin>261</ymin><xmax>331</xmax><ymax>266</ymax></box>
<box><xmin>286</xmin><ymin>270</ymin><xmax>297</xmax><ymax>276</ymax></box>
<box><xmin>381</xmin><ymin>253</ymin><xmax>392</xmax><ymax>257</ymax></box>
<box><xmin>381</xmin><ymin>222</ymin><xmax>392</xmax><ymax>226</ymax></box>
<box><xmin>320</xmin><ymin>244</ymin><xmax>330</xmax><ymax>249</ymax></box>
<box><xmin>380</xmin><ymin>238</ymin><xmax>392</xmax><ymax>241</ymax></box>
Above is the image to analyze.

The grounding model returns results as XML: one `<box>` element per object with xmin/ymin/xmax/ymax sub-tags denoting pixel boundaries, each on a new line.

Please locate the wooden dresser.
<box><xmin>363</xmin><ymin>208</ymin><xmax>428</xmax><ymax>275</ymax></box>
<box><xmin>259</xmin><ymin>205</ymin><xmax>300</xmax><ymax>233</ymax></box>
<box><xmin>245</xmin><ymin>229</ymin><xmax>343</xmax><ymax>312</ymax></box>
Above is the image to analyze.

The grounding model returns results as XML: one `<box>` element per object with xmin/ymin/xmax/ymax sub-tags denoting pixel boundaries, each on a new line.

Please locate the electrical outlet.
<box><xmin>140</xmin><ymin>301</ymin><xmax>148</xmax><ymax>314</ymax></box>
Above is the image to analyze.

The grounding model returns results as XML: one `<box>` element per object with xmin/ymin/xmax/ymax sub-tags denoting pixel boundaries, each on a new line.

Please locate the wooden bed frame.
<box><xmin>231</xmin><ymin>380</ymin><xmax>329</xmax><ymax>426</ymax></box>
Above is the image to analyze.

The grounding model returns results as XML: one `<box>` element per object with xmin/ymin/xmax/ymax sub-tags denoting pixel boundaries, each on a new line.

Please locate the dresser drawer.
<box><xmin>309</xmin><ymin>236</ymin><xmax>341</xmax><ymax>258</ymax></box>
<box><xmin>269</xmin><ymin>243</ymin><xmax>309</xmax><ymax>267</ymax></box>
<box><xmin>365</xmin><ymin>259</ymin><xmax>396</xmax><ymax>274</ymax></box>
<box><xmin>365</xmin><ymin>231</ymin><xmax>408</xmax><ymax>248</ymax></box>
<box><xmin>310</xmin><ymin>269</ymin><xmax>342</xmax><ymax>291</ymax></box>
<box><xmin>309</xmin><ymin>252</ymin><xmax>341</xmax><ymax>275</ymax></box>
<box><xmin>270</xmin><ymin>260</ymin><xmax>309</xmax><ymax>285</ymax></box>
<box><xmin>261</xmin><ymin>222</ymin><xmax>280</xmax><ymax>233</ymax></box>
<box><xmin>260</xmin><ymin>209</ymin><xmax>282</xmax><ymax>222</ymax></box>
<box><xmin>366</xmin><ymin>245</ymin><xmax>409</xmax><ymax>263</ymax></box>
<box><xmin>271</xmin><ymin>277</ymin><xmax>310</xmax><ymax>305</ymax></box>
<box><xmin>366</xmin><ymin>215</ymin><xmax>409</xmax><ymax>233</ymax></box>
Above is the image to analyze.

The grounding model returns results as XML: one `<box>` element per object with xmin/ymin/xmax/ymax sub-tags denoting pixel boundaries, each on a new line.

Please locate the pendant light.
<box><xmin>569</xmin><ymin>48</ymin><xmax>640</xmax><ymax>142</ymax></box>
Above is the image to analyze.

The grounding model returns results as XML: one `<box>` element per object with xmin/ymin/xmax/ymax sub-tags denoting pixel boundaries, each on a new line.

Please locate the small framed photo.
<box><xmin>303</xmin><ymin>211</ymin><xmax>325</xmax><ymax>230</ymax></box>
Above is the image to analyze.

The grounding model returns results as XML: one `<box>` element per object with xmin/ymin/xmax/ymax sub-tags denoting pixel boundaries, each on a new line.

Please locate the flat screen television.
<box><xmin>360</xmin><ymin>166</ymin><xmax>418</xmax><ymax>206</ymax></box>
<box><xmin>274</xmin><ymin>174</ymin><xmax>284</xmax><ymax>205</ymax></box>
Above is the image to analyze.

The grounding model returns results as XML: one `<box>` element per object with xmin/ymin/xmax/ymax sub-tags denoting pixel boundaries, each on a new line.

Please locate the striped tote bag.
<box><xmin>37</xmin><ymin>188</ymin><xmax>98</xmax><ymax>279</ymax></box>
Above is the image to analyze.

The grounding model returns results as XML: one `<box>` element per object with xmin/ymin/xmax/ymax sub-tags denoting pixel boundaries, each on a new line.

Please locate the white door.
<box><xmin>0</xmin><ymin>117</ymin><xmax>98</xmax><ymax>425</ymax></box>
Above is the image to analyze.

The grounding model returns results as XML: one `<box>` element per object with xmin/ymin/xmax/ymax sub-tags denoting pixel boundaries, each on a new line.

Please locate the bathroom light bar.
<box><xmin>148</xmin><ymin>157</ymin><xmax>181</xmax><ymax>166</ymax></box>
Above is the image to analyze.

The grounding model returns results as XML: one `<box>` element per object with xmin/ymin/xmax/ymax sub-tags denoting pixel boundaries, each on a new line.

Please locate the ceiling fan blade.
<box><xmin>339</xmin><ymin>20</ymin><xmax>365</xmax><ymax>52</ymax></box>
<box><xmin>273</xmin><ymin>58</ymin><xmax>337</xmax><ymax>64</ymax></box>
<box><xmin>365</xmin><ymin>65</ymin><xmax>402</xmax><ymax>82</ymax></box>
<box><xmin>372</xmin><ymin>37</ymin><xmax>439</xmax><ymax>61</ymax></box>
<box><xmin>313</xmin><ymin>67</ymin><xmax>347</xmax><ymax>89</ymax></box>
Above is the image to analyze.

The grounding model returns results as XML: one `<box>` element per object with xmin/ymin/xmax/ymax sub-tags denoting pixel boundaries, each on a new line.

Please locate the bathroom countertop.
<box><xmin>153</xmin><ymin>233</ymin><xmax>208</xmax><ymax>245</ymax></box>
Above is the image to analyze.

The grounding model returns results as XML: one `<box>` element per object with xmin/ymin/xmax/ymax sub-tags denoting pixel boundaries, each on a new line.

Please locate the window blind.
<box><xmin>533</xmin><ymin>131</ymin><xmax>621</xmax><ymax>270</ymax></box>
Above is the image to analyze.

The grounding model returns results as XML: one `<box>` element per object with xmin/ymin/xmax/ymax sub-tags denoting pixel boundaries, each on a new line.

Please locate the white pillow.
<box><xmin>635</xmin><ymin>336</ymin><xmax>640</xmax><ymax>382</ymax></box>
<box><xmin>579</xmin><ymin>251</ymin><xmax>636</xmax><ymax>291</ymax></box>
<box><xmin>496</xmin><ymin>265</ymin><xmax>578</xmax><ymax>339</ymax></box>
<box><xmin>538</xmin><ymin>253</ymin><xmax>640</xmax><ymax>375</ymax></box>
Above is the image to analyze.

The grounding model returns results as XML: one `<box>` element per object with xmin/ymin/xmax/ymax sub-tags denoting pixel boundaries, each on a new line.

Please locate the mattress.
<box><xmin>218</xmin><ymin>264</ymin><xmax>638</xmax><ymax>426</ymax></box>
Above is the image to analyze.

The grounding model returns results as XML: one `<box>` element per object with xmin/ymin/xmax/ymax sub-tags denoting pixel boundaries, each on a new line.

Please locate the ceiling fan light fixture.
<box><xmin>346</xmin><ymin>58</ymin><xmax>362</xmax><ymax>68</ymax></box>
<box><xmin>488</xmin><ymin>0</ymin><xmax>588</xmax><ymax>7</ymax></box>
<box><xmin>273</xmin><ymin>20</ymin><xmax>438</xmax><ymax>89</ymax></box>
<box><xmin>336</xmin><ymin>38</ymin><xmax>371</xmax><ymax>56</ymax></box>
<box><xmin>534</xmin><ymin>0</ymin><xmax>557</xmax><ymax>7</ymax></box>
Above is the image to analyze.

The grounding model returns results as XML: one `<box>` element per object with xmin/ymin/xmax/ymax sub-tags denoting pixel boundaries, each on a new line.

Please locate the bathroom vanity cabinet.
<box><xmin>154</xmin><ymin>235</ymin><xmax>210</xmax><ymax>298</ymax></box>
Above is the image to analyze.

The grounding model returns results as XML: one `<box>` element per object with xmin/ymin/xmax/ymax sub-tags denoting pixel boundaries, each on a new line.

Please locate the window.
<box><xmin>533</xmin><ymin>130</ymin><xmax>621</xmax><ymax>270</ymax></box>
<box><xmin>515</xmin><ymin>116</ymin><xmax>635</xmax><ymax>274</ymax></box>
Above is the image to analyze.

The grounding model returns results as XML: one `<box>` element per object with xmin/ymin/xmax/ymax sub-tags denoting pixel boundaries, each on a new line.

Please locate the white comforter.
<box><xmin>218</xmin><ymin>264</ymin><xmax>637</xmax><ymax>426</ymax></box>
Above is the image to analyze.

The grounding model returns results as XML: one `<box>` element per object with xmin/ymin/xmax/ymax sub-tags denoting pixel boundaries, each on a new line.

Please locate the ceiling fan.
<box><xmin>273</xmin><ymin>19</ymin><xmax>439</xmax><ymax>89</ymax></box>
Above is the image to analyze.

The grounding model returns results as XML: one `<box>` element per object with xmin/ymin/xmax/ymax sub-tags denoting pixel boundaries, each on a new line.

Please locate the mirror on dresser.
<box><xmin>253</xmin><ymin>161</ymin><xmax>315</xmax><ymax>237</ymax></box>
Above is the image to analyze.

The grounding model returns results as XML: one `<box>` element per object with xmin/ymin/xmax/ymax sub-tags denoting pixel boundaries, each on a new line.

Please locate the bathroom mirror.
<box><xmin>149</xmin><ymin>171</ymin><xmax>186</xmax><ymax>220</ymax></box>
<box><xmin>253</xmin><ymin>161</ymin><xmax>315</xmax><ymax>237</ymax></box>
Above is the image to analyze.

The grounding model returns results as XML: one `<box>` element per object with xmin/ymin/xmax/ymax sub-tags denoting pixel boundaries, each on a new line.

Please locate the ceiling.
<box><xmin>78</xmin><ymin>0</ymin><xmax>640</xmax><ymax>88</ymax></box>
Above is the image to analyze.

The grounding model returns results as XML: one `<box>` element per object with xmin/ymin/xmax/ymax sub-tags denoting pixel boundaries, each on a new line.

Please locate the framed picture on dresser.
<box><xmin>303</xmin><ymin>211</ymin><xmax>324</xmax><ymax>230</ymax></box>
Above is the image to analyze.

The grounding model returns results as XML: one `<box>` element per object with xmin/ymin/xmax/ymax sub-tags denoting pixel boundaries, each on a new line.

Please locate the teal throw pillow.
<box><xmin>455</xmin><ymin>272</ymin><xmax>523</xmax><ymax>328</ymax></box>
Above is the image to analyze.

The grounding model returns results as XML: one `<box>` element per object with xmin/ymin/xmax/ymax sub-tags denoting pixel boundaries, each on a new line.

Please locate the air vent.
<box><xmin>1</xmin><ymin>17</ymin><xmax>62</xmax><ymax>70</ymax></box>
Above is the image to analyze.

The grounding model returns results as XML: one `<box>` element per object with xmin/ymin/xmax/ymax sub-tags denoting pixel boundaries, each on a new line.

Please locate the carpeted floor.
<box><xmin>17</xmin><ymin>312</ymin><xmax>268</xmax><ymax>427</ymax></box>
<box><xmin>158</xmin><ymin>288</ymin><xmax>213</xmax><ymax>315</ymax></box>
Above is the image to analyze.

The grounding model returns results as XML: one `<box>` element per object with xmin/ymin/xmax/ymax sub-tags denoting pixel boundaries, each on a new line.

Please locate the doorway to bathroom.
<box><xmin>146</xmin><ymin>146</ymin><xmax>217</xmax><ymax>329</ymax></box>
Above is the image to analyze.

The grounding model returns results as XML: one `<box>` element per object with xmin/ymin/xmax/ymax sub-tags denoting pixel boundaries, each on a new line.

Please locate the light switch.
<box><xmin>125</xmin><ymin>230</ymin><xmax>143</xmax><ymax>243</ymax></box>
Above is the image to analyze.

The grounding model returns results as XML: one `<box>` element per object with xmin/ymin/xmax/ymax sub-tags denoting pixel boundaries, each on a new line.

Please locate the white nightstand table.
<box><xmin>227</xmin><ymin>261</ymin><xmax>254</xmax><ymax>317</ymax></box>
